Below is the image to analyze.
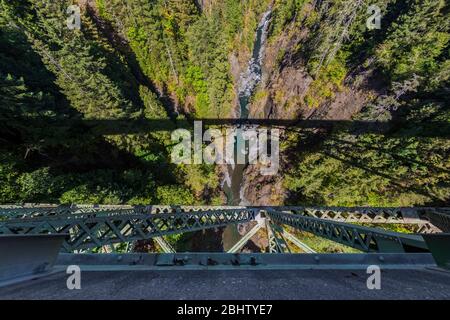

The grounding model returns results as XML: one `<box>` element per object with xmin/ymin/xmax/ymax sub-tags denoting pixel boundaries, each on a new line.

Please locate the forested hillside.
<box><xmin>243</xmin><ymin>0</ymin><xmax>450</xmax><ymax>207</ymax></box>
<box><xmin>0</xmin><ymin>0</ymin><xmax>449</xmax><ymax>207</ymax></box>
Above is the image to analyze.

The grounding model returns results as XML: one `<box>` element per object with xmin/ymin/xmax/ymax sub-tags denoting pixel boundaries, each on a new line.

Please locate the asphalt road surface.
<box><xmin>1</xmin><ymin>268</ymin><xmax>449</xmax><ymax>300</ymax></box>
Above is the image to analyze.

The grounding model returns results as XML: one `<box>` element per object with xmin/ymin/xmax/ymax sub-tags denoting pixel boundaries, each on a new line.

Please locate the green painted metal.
<box><xmin>0</xmin><ymin>206</ymin><xmax>440</xmax><ymax>232</ymax></box>
<box><xmin>267</xmin><ymin>206</ymin><xmax>439</xmax><ymax>233</ymax></box>
<box><xmin>0</xmin><ymin>209</ymin><xmax>257</xmax><ymax>252</ymax></box>
<box><xmin>0</xmin><ymin>205</ymin><xmax>248</xmax><ymax>219</ymax></box>
<box><xmin>54</xmin><ymin>253</ymin><xmax>438</xmax><ymax>271</ymax></box>
<box><xmin>0</xmin><ymin>234</ymin><xmax>67</xmax><ymax>282</ymax></box>
<box><xmin>0</xmin><ymin>206</ymin><xmax>446</xmax><ymax>254</ymax></box>
<box><xmin>154</xmin><ymin>237</ymin><xmax>176</xmax><ymax>253</ymax></box>
<box><xmin>422</xmin><ymin>209</ymin><xmax>450</xmax><ymax>232</ymax></box>
<box><xmin>281</xmin><ymin>229</ymin><xmax>316</xmax><ymax>253</ymax></box>
<box><xmin>266</xmin><ymin>210</ymin><xmax>429</xmax><ymax>253</ymax></box>
<box><xmin>422</xmin><ymin>234</ymin><xmax>450</xmax><ymax>270</ymax></box>
<box><xmin>265</xmin><ymin>220</ymin><xmax>281</xmax><ymax>253</ymax></box>
<box><xmin>228</xmin><ymin>223</ymin><xmax>263</xmax><ymax>254</ymax></box>
<box><xmin>0</xmin><ymin>205</ymin><xmax>138</xmax><ymax>219</ymax></box>
<box><xmin>268</xmin><ymin>222</ymin><xmax>291</xmax><ymax>253</ymax></box>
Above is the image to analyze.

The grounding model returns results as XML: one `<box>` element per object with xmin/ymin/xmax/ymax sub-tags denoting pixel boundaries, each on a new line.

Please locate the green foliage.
<box><xmin>276</xmin><ymin>0</ymin><xmax>449</xmax><ymax>208</ymax></box>
<box><xmin>17</xmin><ymin>167</ymin><xmax>59</xmax><ymax>201</ymax></box>
<box><xmin>156</xmin><ymin>185</ymin><xmax>195</xmax><ymax>205</ymax></box>
<box><xmin>376</xmin><ymin>0</ymin><xmax>449</xmax><ymax>82</ymax></box>
<box><xmin>270</xmin><ymin>0</ymin><xmax>307</xmax><ymax>37</ymax></box>
<box><xmin>183</xmin><ymin>65</ymin><xmax>210</xmax><ymax>117</ymax></box>
<box><xmin>290</xmin><ymin>229</ymin><xmax>360</xmax><ymax>253</ymax></box>
<box><xmin>0</xmin><ymin>0</ymin><xmax>218</xmax><ymax>206</ymax></box>
<box><xmin>0</xmin><ymin>154</ymin><xmax>21</xmax><ymax>203</ymax></box>
<box><xmin>304</xmin><ymin>54</ymin><xmax>347</xmax><ymax>108</ymax></box>
<box><xmin>0</xmin><ymin>18</ymin><xmax>67</xmax><ymax>119</ymax></box>
<box><xmin>1</xmin><ymin>0</ymin><xmax>448</xmax><ymax>212</ymax></box>
<box><xmin>59</xmin><ymin>185</ymin><xmax>122</xmax><ymax>205</ymax></box>
<box><xmin>97</xmin><ymin>0</ymin><xmax>271</xmax><ymax>118</ymax></box>
<box><xmin>177</xmin><ymin>164</ymin><xmax>220</xmax><ymax>198</ymax></box>
<box><xmin>285</xmin><ymin>103</ymin><xmax>450</xmax><ymax>207</ymax></box>
<box><xmin>0</xmin><ymin>72</ymin><xmax>49</xmax><ymax>116</ymax></box>
<box><xmin>95</xmin><ymin>0</ymin><xmax>112</xmax><ymax>20</ymax></box>
<box><xmin>3</xmin><ymin>0</ymin><xmax>140</xmax><ymax>119</ymax></box>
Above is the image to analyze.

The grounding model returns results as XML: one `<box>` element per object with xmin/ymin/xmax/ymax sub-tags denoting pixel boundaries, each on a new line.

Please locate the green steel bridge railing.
<box><xmin>1</xmin><ymin>206</ymin><xmax>448</xmax><ymax>255</ymax></box>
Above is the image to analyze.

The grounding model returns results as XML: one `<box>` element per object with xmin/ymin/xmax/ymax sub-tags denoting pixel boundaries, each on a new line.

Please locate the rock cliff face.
<box><xmin>251</xmin><ymin>26</ymin><xmax>384</xmax><ymax>121</ymax></box>
<box><xmin>240</xmin><ymin>14</ymin><xmax>386</xmax><ymax>206</ymax></box>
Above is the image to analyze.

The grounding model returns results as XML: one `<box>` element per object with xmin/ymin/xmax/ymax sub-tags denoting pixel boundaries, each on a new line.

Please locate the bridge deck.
<box><xmin>1</xmin><ymin>253</ymin><xmax>449</xmax><ymax>300</ymax></box>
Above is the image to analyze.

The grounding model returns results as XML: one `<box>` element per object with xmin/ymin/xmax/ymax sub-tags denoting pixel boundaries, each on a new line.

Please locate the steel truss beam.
<box><xmin>0</xmin><ymin>206</ymin><xmax>441</xmax><ymax>234</ymax></box>
<box><xmin>423</xmin><ymin>208</ymin><xmax>450</xmax><ymax>232</ymax></box>
<box><xmin>154</xmin><ymin>237</ymin><xmax>176</xmax><ymax>253</ymax></box>
<box><xmin>55</xmin><ymin>252</ymin><xmax>437</xmax><ymax>270</ymax></box>
<box><xmin>270</xmin><ymin>222</ymin><xmax>291</xmax><ymax>253</ymax></box>
<box><xmin>265</xmin><ymin>221</ymin><xmax>290</xmax><ymax>253</ymax></box>
<box><xmin>267</xmin><ymin>207</ymin><xmax>439</xmax><ymax>233</ymax></box>
<box><xmin>1</xmin><ymin>206</ymin><xmax>447</xmax><ymax>254</ymax></box>
<box><xmin>265</xmin><ymin>221</ymin><xmax>280</xmax><ymax>253</ymax></box>
<box><xmin>228</xmin><ymin>223</ymin><xmax>263</xmax><ymax>253</ymax></box>
<box><xmin>0</xmin><ymin>209</ymin><xmax>257</xmax><ymax>252</ymax></box>
<box><xmin>0</xmin><ymin>205</ymin><xmax>140</xmax><ymax>220</ymax></box>
<box><xmin>0</xmin><ymin>205</ymin><xmax>247</xmax><ymax>219</ymax></box>
<box><xmin>281</xmin><ymin>229</ymin><xmax>316</xmax><ymax>253</ymax></box>
<box><xmin>266</xmin><ymin>210</ymin><xmax>429</xmax><ymax>253</ymax></box>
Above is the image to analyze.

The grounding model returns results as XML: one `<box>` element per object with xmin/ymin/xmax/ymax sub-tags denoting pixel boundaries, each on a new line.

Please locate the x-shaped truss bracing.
<box><xmin>1</xmin><ymin>206</ymin><xmax>446</xmax><ymax>253</ymax></box>
<box><xmin>0</xmin><ymin>205</ymin><xmax>250</xmax><ymax>220</ymax></box>
<box><xmin>0</xmin><ymin>205</ymin><xmax>439</xmax><ymax>232</ymax></box>
<box><xmin>269</xmin><ymin>207</ymin><xmax>438</xmax><ymax>233</ymax></box>
<box><xmin>424</xmin><ymin>208</ymin><xmax>450</xmax><ymax>233</ymax></box>
<box><xmin>266</xmin><ymin>210</ymin><xmax>428</xmax><ymax>253</ymax></box>
<box><xmin>0</xmin><ymin>209</ymin><xmax>257</xmax><ymax>252</ymax></box>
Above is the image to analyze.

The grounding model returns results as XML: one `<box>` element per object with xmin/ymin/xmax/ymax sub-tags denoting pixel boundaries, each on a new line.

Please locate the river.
<box><xmin>222</xmin><ymin>8</ymin><xmax>272</xmax><ymax>250</ymax></box>
<box><xmin>223</xmin><ymin>8</ymin><xmax>272</xmax><ymax>206</ymax></box>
